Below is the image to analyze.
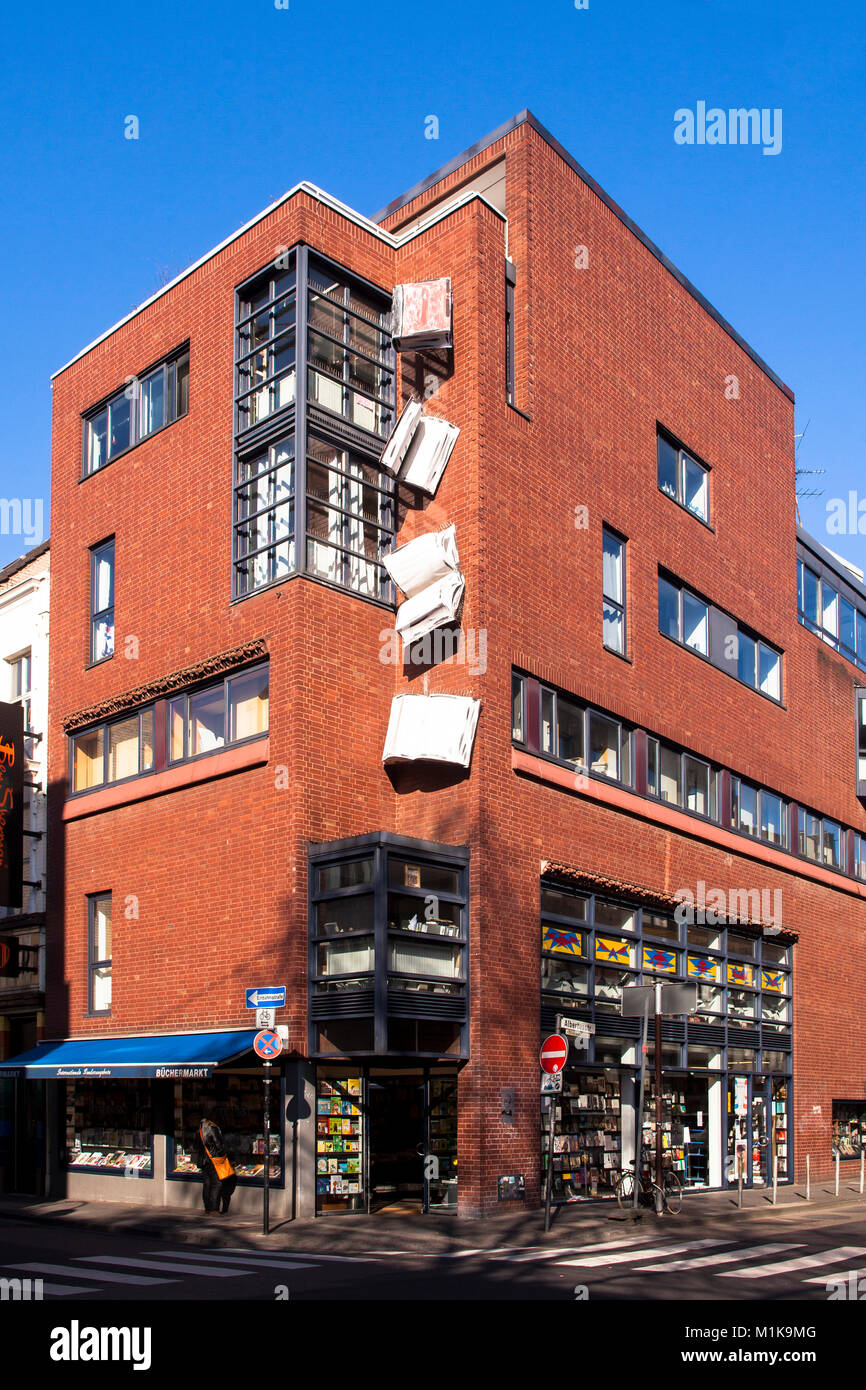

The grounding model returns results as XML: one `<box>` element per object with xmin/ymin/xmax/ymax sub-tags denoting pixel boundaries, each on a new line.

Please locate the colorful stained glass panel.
<box><xmin>688</xmin><ymin>955</ymin><xmax>719</xmax><ymax>981</ymax></box>
<box><xmin>727</xmin><ymin>962</ymin><xmax>755</xmax><ymax>987</ymax></box>
<box><xmin>642</xmin><ymin>946</ymin><xmax>677</xmax><ymax>974</ymax></box>
<box><xmin>761</xmin><ymin>969</ymin><xmax>785</xmax><ymax>993</ymax></box>
<box><xmin>542</xmin><ymin>924</ymin><xmax>583</xmax><ymax>957</ymax></box>
<box><xmin>595</xmin><ymin>937</ymin><xmax>632</xmax><ymax>966</ymax></box>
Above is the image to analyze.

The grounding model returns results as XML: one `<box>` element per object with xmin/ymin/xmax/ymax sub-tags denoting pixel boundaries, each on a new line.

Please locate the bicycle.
<box><xmin>615</xmin><ymin>1160</ymin><xmax>683</xmax><ymax>1214</ymax></box>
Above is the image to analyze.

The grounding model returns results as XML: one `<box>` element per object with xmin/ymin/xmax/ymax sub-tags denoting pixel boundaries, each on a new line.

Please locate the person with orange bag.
<box><xmin>191</xmin><ymin>1116</ymin><xmax>237</xmax><ymax>1215</ymax></box>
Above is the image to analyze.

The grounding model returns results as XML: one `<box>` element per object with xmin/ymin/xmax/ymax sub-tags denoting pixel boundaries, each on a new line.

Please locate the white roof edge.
<box><xmin>51</xmin><ymin>183</ymin><xmax>506</xmax><ymax>381</ymax></box>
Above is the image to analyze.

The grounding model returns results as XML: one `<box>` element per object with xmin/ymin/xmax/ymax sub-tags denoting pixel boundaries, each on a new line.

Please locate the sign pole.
<box><xmin>263</xmin><ymin>1059</ymin><xmax>272</xmax><ymax>1236</ymax></box>
<box><xmin>654</xmin><ymin>980</ymin><xmax>664</xmax><ymax>1194</ymax></box>
<box><xmin>544</xmin><ymin>1088</ymin><xmax>556</xmax><ymax>1234</ymax></box>
<box><xmin>634</xmin><ymin>999</ymin><xmax>650</xmax><ymax>1213</ymax></box>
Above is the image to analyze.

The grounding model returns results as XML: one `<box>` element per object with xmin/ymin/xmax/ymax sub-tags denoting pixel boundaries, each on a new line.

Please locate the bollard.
<box><xmin>835</xmin><ymin>1150</ymin><xmax>840</xmax><ymax>1197</ymax></box>
<box><xmin>860</xmin><ymin>1148</ymin><xmax>864</xmax><ymax>1197</ymax></box>
<box><xmin>737</xmin><ymin>1151</ymin><xmax>744</xmax><ymax>1209</ymax></box>
<box><xmin>772</xmin><ymin>1153</ymin><xmax>778</xmax><ymax>1205</ymax></box>
<box><xmin>806</xmin><ymin>1153</ymin><xmax>810</xmax><ymax>1202</ymax></box>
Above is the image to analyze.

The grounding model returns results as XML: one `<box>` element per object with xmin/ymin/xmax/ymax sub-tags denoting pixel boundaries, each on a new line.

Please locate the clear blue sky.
<box><xmin>1</xmin><ymin>0</ymin><xmax>863</xmax><ymax>572</ymax></box>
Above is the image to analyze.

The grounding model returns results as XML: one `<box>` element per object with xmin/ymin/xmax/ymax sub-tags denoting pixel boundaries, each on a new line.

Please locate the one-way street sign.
<box><xmin>245</xmin><ymin>987</ymin><xmax>286</xmax><ymax>1009</ymax></box>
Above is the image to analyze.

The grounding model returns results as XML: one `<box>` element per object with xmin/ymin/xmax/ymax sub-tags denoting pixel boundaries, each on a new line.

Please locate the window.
<box><xmin>307</xmin><ymin>262</ymin><xmax>394</xmax><ymax>438</ymax></box>
<box><xmin>797</xmin><ymin>555</ymin><xmax>866</xmax><ymax>670</ymax></box>
<box><xmin>70</xmin><ymin>708</ymin><xmax>154</xmax><ymax>792</ymax></box>
<box><xmin>236</xmin><ymin>263</ymin><xmax>297</xmax><ymax>428</ymax></box>
<box><xmin>233</xmin><ymin>249</ymin><xmax>395</xmax><ymax>601</ymax></box>
<box><xmin>90</xmin><ymin>539</ymin><xmax>114</xmax><ymax>663</ymax></box>
<box><xmin>88</xmin><ymin>894</ymin><xmax>112</xmax><ymax>1014</ymax></box>
<box><xmin>9</xmin><ymin>652</ymin><xmax>32</xmax><ymax>758</ymax></box>
<box><xmin>511</xmin><ymin>673</ymin><xmax>525</xmax><ymax>742</ymax></box>
<box><xmin>602</xmin><ymin>527</ymin><xmax>626</xmax><ymax>654</ymax></box>
<box><xmin>797</xmin><ymin>808</ymin><xmax>843</xmax><ymax>867</ymax></box>
<box><xmin>857</xmin><ymin>689</ymin><xmax>866</xmax><ymax>791</ymax></box>
<box><xmin>855</xmin><ymin>833</ymin><xmax>866</xmax><ymax>882</ymax></box>
<box><xmin>233</xmin><ymin>439</ymin><xmax>295</xmax><ymax>596</ymax></box>
<box><xmin>305</xmin><ymin>436</ymin><xmax>393</xmax><ymax>599</ymax></box>
<box><xmin>69</xmin><ymin>663</ymin><xmax>268</xmax><ymax>793</ymax></box>
<box><xmin>731</xmin><ymin>778</ymin><xmax>786</xmax><ymax>847</ymax></box>
<box><xmin>657</xmin><ymin>430</ymin><xmax>709</xmax><ymax>522</ymax></box>
<box><xmin>659</xmin><ymin>570</ymin><xmax>782</xmax><ymax>700</ymax></box>
<box><xmin>83</xmin><ymin>348</ymin><xmax>189</xmax><ymax>475</ymax></box>
<box><xmin>648</xmin><ymin>739</ymin><xmax>716</xmax><ymax>819</ymax></box>
<box><xmin>538</xmin><ymin>685</ymin><xmax>631</xmax><ymax>784</ymax></box>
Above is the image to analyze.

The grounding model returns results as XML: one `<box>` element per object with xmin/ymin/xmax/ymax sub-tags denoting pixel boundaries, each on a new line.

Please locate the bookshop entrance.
<box><xmin>316</xmin><ymin>1065</ymin><xmax>459</xmax><ymax>1215</ymax></box>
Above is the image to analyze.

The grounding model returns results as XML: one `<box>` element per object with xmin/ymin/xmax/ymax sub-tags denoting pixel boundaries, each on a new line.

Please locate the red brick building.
<box><xmin>5</xmin><ymin>111</ymin><xmax>865</xmax><ymax>1217</ymax></box>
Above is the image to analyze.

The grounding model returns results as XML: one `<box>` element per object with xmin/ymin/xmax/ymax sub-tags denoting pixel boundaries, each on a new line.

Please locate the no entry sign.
<box><xmin>540</xmin><ymin>1034</ymin><xmax>569</xmax><ymax>1073</ymax></box>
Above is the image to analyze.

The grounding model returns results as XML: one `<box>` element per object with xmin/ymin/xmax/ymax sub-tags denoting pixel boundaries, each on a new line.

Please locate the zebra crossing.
<box><xmin>539</xmin><ymin>1236</ymin><xmax>866</xmax><ymax>1288</ymax></box>
<box><xmin>1</xmin><ymin>1245</ymin><xmax>370</xmax><ymax>1297</ymax></box>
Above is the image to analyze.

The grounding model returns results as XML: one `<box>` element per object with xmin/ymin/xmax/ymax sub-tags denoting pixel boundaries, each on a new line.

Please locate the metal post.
<box><xmin>835</xmin><ymin>1150</ymin><xmax>840</xmax><ymax>1197</ymax></box>
<box><xmin>543</xmin><ymin>1092</ymin><xmax>556</xmax><ymax>1234</ymax></box>
<box><xmin>634</xmin><ymin>1001</ymin><xmax>650</xmax><ymax>1213</ymax></box>
<box><xmin>806</xmin><ymin>1153</ymin><xmax>811</xmax><ymax>1202</ymax></box>
<box><xmin>860</xmin><ymin>1148</ymin><xmax>864</xmax><ymax>1197</ymax></box>
<box><xmin>772</xmin><ymin>1153</ymin><xmax>778</xmax><ymax>1205</ymax></box>
<box><xmin>263</xmin><ymin>1060</ymin><xmax>272</xmax><ymax>1236</ymax></box>
<box><xmin>737</xmin><ymin>1149</ymin><xmax>743</xmax><ymax>1208</ymax></box>
<box><xmin>654</xmin><ymin>982</ymin><xmax>664</xmax><ymax>1193</ymax></box>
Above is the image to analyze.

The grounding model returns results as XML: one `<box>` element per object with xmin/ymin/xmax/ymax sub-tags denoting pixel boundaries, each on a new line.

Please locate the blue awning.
<box><xmin>0</xmin><ymin>1029</ymin><xmax>259</xmax><ymax>1079</ymax></box>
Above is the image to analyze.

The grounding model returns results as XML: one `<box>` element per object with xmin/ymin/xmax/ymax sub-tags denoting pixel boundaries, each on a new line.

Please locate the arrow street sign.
<box><xmin>246</xmin><ymin>987</ymin><xmax>286</xmax><ymax>1009</ymax></box>
<box><xmin>253</xmin><ymin>1029</ymin><xmax>283</xmax><ymax>1061</ymax></box>
<box><xmin>540</xmin><ymin>1034</ymin><xmax>569</xmax><ymax>1074</ymax></box>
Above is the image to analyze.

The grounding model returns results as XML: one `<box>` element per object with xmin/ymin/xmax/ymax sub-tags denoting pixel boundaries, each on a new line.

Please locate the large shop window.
<box><xmin>540</xmin><ymin>880</ymin><xmax>793</xmax><ymax>1199</ymax></box>
<box><xmin>64</xmin><ymin>1080</ymin><xmax>152</xmax><ymax>1174</ymax></box>
<box><xmin>309</xmin><ymin>835</ymin><xmax>469</xmax><ymax>1060</ymax></box>
<box><xmin>171</xmin><ymin>1076</ymin><xmax>282</xmax><ymax>1183</ymax></box>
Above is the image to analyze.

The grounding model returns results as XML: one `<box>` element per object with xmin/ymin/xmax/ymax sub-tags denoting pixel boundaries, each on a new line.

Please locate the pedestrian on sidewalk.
<box><xmin>191</xmin><ymin>1117</ymin><xmax>237</xmax><ymax>1215</ymax></box>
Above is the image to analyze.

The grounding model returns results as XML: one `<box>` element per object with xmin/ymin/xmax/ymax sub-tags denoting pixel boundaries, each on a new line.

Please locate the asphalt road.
<box><xmin>0</xmin><ymin>1204</ymin><xmax>865</xmax><ymax>1302</ymax></box>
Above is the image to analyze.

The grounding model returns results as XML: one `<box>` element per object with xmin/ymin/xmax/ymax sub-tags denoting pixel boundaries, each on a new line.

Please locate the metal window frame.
<box><xmin>87</xmin><ymin>891</ymin><xmax>112</xmax><ymax>1016</ymax></box>
<box><xmin>308</xmin><ymin>833</ymin><xmax>469</xmax><ymax>1061</ymax></box>
<box><xmin>505</xmin><ymin>260</ymin><xmax>516</xmax><ymax>404</ymax></box>
<box><xmin>601</xmin><ymin>524</ymin><xmax>627</xmax><ymax>655</ymax></box>
<box><xmin>81</xmin><ymin>346</ymin><xmax>190</xmax><ymax>478</ymax></box>
<box><xmin>89</xmin><ymin>537</ymin><xmax>115</xmax><ymax>664</ymax></box>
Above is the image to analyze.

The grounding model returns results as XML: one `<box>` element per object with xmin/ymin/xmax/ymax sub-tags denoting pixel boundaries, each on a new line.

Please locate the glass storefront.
<box><xmin>64</xmin><ymin>1079</ymin><xmax>153</xmax><ymax>1175</ymax></box>
<box><xmin>170</xmin><ymin>1074</ymin><xmax>282</xmax><ymax>1184</ymax></box>
<box><xmin>315</xmin><ymin>1065</ymin><xmax>459</xmax><ymax>1214</ymax></box>
<box><xmin>541</xmin><ymin>879</ymin><xmax>794</xmax><ymax>1200</ymax></box>
<box><xmin>832</xmin><ymin>1101</ymin><xmax>866</xmax><ymax>1160</ymax></box>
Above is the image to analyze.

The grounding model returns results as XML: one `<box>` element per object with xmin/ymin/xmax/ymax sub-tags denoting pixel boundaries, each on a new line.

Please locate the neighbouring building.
<box><xmin>0</xmin><ymin>539</ymin><xmax>49</xmax><ymax>1193</ymax></box>
<box><xmin>2</xmin><ymin>111</ymin><xmax>864</xmax><ymax>1218</ymax></box>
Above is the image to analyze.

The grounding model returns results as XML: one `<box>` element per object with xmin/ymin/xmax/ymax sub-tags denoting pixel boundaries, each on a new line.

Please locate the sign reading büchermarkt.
<box><xmin>0</xmin><ymin>701</ymin><xmax>23</xmax><ymax>910</ymax></box>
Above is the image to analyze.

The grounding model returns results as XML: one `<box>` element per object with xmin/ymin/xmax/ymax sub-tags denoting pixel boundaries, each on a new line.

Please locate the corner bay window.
<box><xmin>70</xmin><ymin>662</ymin><xmax>268</xmax><ymax>793</ymax></box>
<box><xmin>233</xmin><ymin>248</ymin><xmax>395</xmax><ymax>600</ymax></box>
<box><xmin>309</xmin><ymin>837</ymin><xmax>468</xmax><ymax>1058</ymax></box>
<box><xmin>798</xmin><ymin>554</ymin><xmax>866</xmax><ymax>669</ymax></box>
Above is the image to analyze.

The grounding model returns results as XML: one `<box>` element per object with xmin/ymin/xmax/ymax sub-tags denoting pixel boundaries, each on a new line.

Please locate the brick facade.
<box><xmin>45</xmin><ymin>113</ymin><xmax>866</xmax><ymax>1215</ymax></box>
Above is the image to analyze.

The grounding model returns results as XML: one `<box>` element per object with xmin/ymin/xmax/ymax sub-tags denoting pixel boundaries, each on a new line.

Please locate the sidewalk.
<box><xmin>0</xmin><ymin>1180</ymin><xmax>862</xmax><ymax>1256</ymax></box>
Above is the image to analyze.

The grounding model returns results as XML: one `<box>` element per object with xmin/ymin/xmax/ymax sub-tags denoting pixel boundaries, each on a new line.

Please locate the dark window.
<box><xmin>857</xmin><ymin>688</ymin><xmax>866</xmax><ymax>794</ymax></box>
<box><xmin>305</xmin><ymin>436</ymin><xmax>393</xmax><ymax>599</ymax></box>
<box><xmin>797</xmin><ymin>808</ymin><xmax>842</xmax><ymax>867</ymax></box>
<box><xmin>88</xmin><ymin>893</ymin><xmax>112</xmax><ymax>1014</ymax></box>
<box><xmin>657</xmin><ymin>429</ymin><xmax>709</xmax><ymax>523</ymax></box>
<box><xmin>660</xmin><ymin>570</ymin><xmax>782</xmax><ymax>700</ymax></box>
<box><xmin>9</xmin><ymin>651</ymin><xmax>33</xmax><ymax>758</ymax></box>
<box><xmin>602</xmin><ymin>527</ymin><xmax>626</xmax><ymax>654</ymax></box>
<box><xmin>647</xmin><ymin>739</ymin><xmax>717</xmax><ymax>819</ymax></box>
<box><xmin>731</xmin><ymin>777</ymin><xmax>785</xmax><ymax>847</ymax></box>
<box><xmin>538</xmin><ymin>684</ymin><xmax>631</xmax><ymax>785</ymax></box>
<box><xmin>236</xmin><ymin>262</ymin><xmax>297</xmax><ymax>430</ymax></box>
<box><xmin>83</xmin><ymin>348</ymin><xmax>189</xmax><ymax>475</ymax></box>
<box><xmin>511</xmin><ymin>672</ymin><xmax>525</xmax><ymax>742</ymax></box>
<box><xmin>90</xmin><ymin>539</ymin><xmax>114</xmax><ymax>664</ymax></box>
<box><xmin>307</xmin><ymin>262</ymin><xmax>393</xmax><ymax>438</ymax></box>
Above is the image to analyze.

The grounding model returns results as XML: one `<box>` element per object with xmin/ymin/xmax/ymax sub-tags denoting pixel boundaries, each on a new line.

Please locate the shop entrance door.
<box><xmin>681</xmin><ymin>1077</ymin><xmax>710</xmax><ymax>1188</ymax></box>
<box><xmin>369</xmin><ymin>1077</ymin><xmax>424</xmax><ymax>1212</ymax></box>
<box><xmin>726</xmin><ymin>1074</ymin><xmax>772</xmax><ymax>1186</ymax></box>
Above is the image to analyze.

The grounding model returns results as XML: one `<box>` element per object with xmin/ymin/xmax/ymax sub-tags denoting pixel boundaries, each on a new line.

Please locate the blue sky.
<box><xmin>1</xmin><ymin>0</ymin><xmax>863</xmax><ymax>572</ymax></box>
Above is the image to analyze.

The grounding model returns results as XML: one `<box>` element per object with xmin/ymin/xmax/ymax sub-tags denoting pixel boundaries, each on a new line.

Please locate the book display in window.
<box><xmin>641</xmin><ymin>1081</ymin><xmax>687</xmax><ymax>1177</ymax></box>
<box><xmin>64</xmin><ymin>1080</ymin><xmax>153</xmax><ymax>1175</ymax></box>
<box><xmin>316</xmin><ymin>1077</ymin><xmax>364</xmax><ymax>1209</ymax></box>
<box><xmin>428</xmin><ymin>1079</ymin><xmax>458</xmax><ymax>1207</ymax></box>
<box><xmin>171</xmin><ymin>1076</ymin><xmax>282</xmax><ymax>1181</ymax></box>
<box><xmin>543</xmin><ymin>1074</ymin><xmax>621</xmax><ymax>1201</ymax></box>
<box><xmin>773</xmin><ymin>1081</ymin><xmax>790</xmax><ymax>1177</ymax></box>
<box><xmin>831</xmin><ymin>1100</ymin><xmax>865</xmax><ymax>1160</ymax></box>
